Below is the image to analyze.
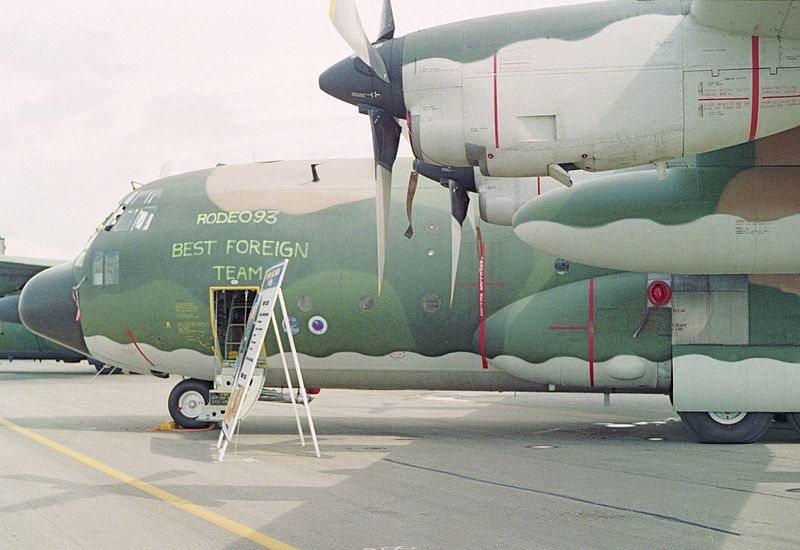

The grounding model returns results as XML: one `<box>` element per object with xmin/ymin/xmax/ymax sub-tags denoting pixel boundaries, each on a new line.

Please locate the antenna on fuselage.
<box><xmin>311</xmin><ymin>163</ymin><xmax>320</xmax><ymax>182</ymax></box>
<box><xmin>159</xmin><ymin>160</ymin><xmax>173</xmax><ymax>178</ymax></box>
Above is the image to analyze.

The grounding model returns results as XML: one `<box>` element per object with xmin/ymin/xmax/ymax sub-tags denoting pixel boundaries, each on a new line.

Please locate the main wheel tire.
<box><xmin>678</xmin><ymin>411</ymin><xmax>772</xmax><ymax>443</ymax></box>
<box><xmin>168</xmin><ymin>378</ymin><xmax>213</xmax><ymax>429</ymax></box>
<box><xmin>787</xmin><ymin>413</ymin><xmax>800</xmax><ymax>432</ymax></box>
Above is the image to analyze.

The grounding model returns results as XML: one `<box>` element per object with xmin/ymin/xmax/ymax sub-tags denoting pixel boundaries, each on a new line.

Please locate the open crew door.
<box><xmin>210</xmin><ymin>287</ymin><xmax>263</xmax><ymax>367</ymax></box>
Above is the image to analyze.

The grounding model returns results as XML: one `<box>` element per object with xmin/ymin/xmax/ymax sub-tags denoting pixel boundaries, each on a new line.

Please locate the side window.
<box><xmin>92</xmin><ymin>251</ymin><xmax>104</xmax><ymax>285</ymax></box>
<box><xmin>104</xmin><ymin>251</ymin><xmax>120</xmax><ymax>285</ymax></box>
<box><xmin>92</xmin><ymin>251</ymin><xmax>121</xmax><ymax>286</ymax></box>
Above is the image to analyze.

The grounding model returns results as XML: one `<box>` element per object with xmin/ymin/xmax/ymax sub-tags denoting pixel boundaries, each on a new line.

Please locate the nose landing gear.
<box><xmin>168</xmin><ymin>378</ymin><xmax>213</xmax><ymax>429</ymax></box>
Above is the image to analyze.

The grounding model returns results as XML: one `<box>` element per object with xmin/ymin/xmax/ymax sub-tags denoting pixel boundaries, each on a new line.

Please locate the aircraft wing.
<box><xmin>691</xmin><ymin>0</ymin><xmax>800</xmax><ymax>40</ymax></box>
<box><xmin>0</xmin><ymin>256</ymin><xmax>61</xmax><ymax>297</ymax></box>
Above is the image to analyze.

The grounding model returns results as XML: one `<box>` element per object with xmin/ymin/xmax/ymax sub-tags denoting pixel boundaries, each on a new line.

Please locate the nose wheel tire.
<box><xmin>678</xmin><ymin>411</ymin><xmax>772</xmax><ymax>443</ymax></box>
<box><xmin>168</xmin><ymin>378</ymin><xmax>213</xmax><ymax>429</ymax></box>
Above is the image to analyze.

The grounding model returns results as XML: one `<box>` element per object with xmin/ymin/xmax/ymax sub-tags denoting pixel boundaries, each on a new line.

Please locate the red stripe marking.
<box><xmin>478</xmin><ymin>238</ymin><xmax>488</xmax><ymax>369</ymax></box>
<box><xmin>749</xmin><ymin>35</ymin><xmax>760</xmax><ymax>142</ymax></box>
<box><xmin>537</xmin><ymin>176</ymin><xmax>541</xmax><ymax>196</ymax></box>
<box><xmin>588</xmin><ymin>278</ymin><xmax>595</xmax><ymax>387</ymax></box>
<box><xmin>127</xmin><ymin>328</ymin><xmax>156</xmax><ymax>368</ymax></box>
<box><xmin>493</xmin><ymin>52</ymin><xmax>499</xmax><ymax>149</ymax></box>
<box><xmin>549</xmin><ymin>326</ymin><xmax>588</xmax><ymax>331</ymax></box>
<box><xmin>763</xmin><ymin>94</ymin><xmax>800</xmax><ymax>99</ymax></box>
<box><xmin>71</xmin><ymin>287</ymin><xmax>81</xmax><ymax>322</ymax></box>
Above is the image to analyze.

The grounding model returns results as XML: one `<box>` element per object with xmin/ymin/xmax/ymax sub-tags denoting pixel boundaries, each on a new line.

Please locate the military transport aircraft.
<box><xmin>15</xmin><ymin>145</ymin><xmax>800</xmax><ymax>444</ymax></box>
<box><xmin>321</xmin><ymin>0</ymin><xmax>800</xmax><ymax>289</ymax></box>
<box><xmin>0</xmin><ymin>257</ymin><xmax>111</xmax><ymax>369</ymax></box>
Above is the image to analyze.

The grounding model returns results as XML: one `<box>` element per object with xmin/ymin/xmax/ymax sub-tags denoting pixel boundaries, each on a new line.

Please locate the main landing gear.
<box><xmin>168</xmin><ymin>378</ymin><xmax>213</xmax><ymax>429</ymax></box>
<box><xmin>678</xmin><ymin>411</ymin><xmax>773</xmax><ymax>443</ymax></box>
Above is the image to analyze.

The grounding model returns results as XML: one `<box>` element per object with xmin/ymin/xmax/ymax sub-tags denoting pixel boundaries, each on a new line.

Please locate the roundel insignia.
<box><xmin>283</xmin><ymin>316</ymin><xmax>301</xmax><ymax>336</ymax></box>
<box><xmin>308</xmin><ymin>316</ymin><xmax>328</xmax><ymax>335</ymax></box>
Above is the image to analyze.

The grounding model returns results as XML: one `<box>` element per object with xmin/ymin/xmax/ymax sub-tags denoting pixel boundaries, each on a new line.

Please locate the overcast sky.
<box><xmin>1</xmin><ymin>0</ymin><xmax>596</xmax><ymax>259</ymax></box>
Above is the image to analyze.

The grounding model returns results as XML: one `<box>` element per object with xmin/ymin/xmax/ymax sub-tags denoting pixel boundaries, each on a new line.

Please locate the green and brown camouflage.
<box><xmin>18</xmin><ymin>150</ymin><xmax>800</xmax><ymax>442</ymax></box>
<box><xmin>323</xmin><ymin>0</ymin><xmax>800</xmax><ymax>179</ymax></box>
<box><xmin>514</xmin><ymin>127</ymin><xmax>800</xmax><ymax>274</ymax></box>
<box><xmin>22</xmin><ymin>158</ymin><xmax>677</xmax><ymax>395</ymax></box>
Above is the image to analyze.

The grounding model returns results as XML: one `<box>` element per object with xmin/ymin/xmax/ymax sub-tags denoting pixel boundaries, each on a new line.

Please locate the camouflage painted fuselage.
<box><xmin>20</xmin><ymin>152</ymin><xmax>800</xmax><ymax>410</ymax></box>
<box><xmin>55</xmin><ymin>158</ymin><xmax>675</xmax><ymax>393</ymax></box>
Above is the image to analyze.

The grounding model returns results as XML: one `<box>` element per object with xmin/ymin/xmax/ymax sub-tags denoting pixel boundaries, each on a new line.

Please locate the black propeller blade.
<box><xmin>362</xmin><ymin>105</ymin><xmax>402</xmax><ymax>295</ymax></box>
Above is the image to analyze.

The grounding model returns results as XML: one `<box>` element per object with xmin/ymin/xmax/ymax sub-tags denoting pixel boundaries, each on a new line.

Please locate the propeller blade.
<box><xmin>404</xmin><ymin>171</ymin><xmax>419</xmax><ymax>239</ymax></box>
<box><xmin>329</xmin><ymin>0</ymin><xmax>390</xmax><ymax>82</ymax></box>
<box><xmin>447</xmin><ymin>178</ymin><xmax>470</xmax><ymax>306</ymax></box>
<box><xmin>466</xmin><ymin>191</ymin><xmax>479</xmax><ymax>237</ymax></box>
<box><xmin>376</xmin><ymin>165</ymin><xmax>391</xmax><ymax>296</ymax></box>
<box><xmin>366</xmin><ymin>106</ymin><xmax>402</xmax><ymax>295</ymax></box>
<box><xmin>377</xmin><ymin>0</ymin><xmax>395</xmax><ymax>42</ymax></box>
<box><xmin>450</xmin><ymin>215</ymin><xmax>462</xmax><ymax>308</ymax></box>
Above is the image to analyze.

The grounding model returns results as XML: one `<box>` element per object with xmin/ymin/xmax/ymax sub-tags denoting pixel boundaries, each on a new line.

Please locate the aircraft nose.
<box><xmin>19</xmin><ymin>262</ymin><xmax>89</xmax><ymax>355</ymax></box>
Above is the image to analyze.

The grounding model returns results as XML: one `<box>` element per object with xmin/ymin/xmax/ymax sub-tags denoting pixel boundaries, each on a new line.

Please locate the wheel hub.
<box><xmin>708</xmin><ymin>411</ymin><xmax>747</xmax><ymax>425</ymax></box>
<box><xmin>178</xmin><ymin>390</ymin><xmax>205</xmax><ymax>419</ymax></box>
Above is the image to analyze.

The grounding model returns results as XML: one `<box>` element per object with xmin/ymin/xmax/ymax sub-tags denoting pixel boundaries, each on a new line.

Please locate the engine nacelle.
<box><xmin>480</xmin><ymin>272</ymin><xmax>672</xmax><ymax>391</ymax></box>
<box><xmin>401</xmin><ymin>4</ymin><xmax>800</xmax><ymax>178</ymax></box>
<box><xmin>475</xmin><ymin>173</ymin><xmax>540</xmax><ymax>226</ymax></box>
<box><xmin>513</xmin><ymin>129</ymin><xmax>800</xmax><ymax>274</ymax></box>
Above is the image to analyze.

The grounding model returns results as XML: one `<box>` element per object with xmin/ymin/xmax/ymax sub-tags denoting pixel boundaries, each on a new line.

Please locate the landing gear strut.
<box><xmin>678</xmin><ymin>411</ymin><xmax>772</xmax><ymax>443</ymax></box>
<box><xmin>168</xmin><ymin>378</ymin><xmax>213</xmax><ymax>429</ymax></box>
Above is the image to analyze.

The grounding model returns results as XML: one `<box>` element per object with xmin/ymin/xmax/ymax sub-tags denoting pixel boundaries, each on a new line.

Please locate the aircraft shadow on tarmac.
<box><xmin>0</xmin><ymin>369</ymin><xmax>96</xmax><ymax>382</ymax></box>
<box><xmin>231</xmin><ymin>413</ymin><xmax>800</xmax><ymax>549</ymax></box>
<box><xmin>6</xmin><ymin>392</ymin><xmax>800</xmax><ymax>548</ymax></box>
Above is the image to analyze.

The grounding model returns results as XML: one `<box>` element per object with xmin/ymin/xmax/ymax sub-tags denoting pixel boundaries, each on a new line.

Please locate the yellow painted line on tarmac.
<box><xmin>0</xmin><ymin>417</ymin><xmax>297</xmax><ymax>550</ymax></box>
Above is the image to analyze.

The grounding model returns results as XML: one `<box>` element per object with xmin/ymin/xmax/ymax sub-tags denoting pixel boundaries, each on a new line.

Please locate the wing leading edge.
<box><xmin>691</xmin><ymin>0</ymin><xmax>800</xmax><ymax>40</ymax></box>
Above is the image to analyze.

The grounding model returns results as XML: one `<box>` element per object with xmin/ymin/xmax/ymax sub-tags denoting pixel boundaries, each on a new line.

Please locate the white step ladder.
<box><xmin>217</xmin><ymin>259</ymin><xmax>320</xmax><ymax>460</ymax></box>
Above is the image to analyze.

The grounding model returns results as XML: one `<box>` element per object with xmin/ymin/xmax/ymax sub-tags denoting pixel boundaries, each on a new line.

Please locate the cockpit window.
<box><xmin>128</xmin><ymin>189</ymin><xmax>162</xmax><ymax>207</ymax></box>
<box><xmin>133</xmin><ymin>207</ymin><xmax>156</xmax><ymax>231</ymax></box>
<box><xmin>106</xmin><ymin>189</ymin><xmax>162</xmax><ymax>232</ymax></box>
<box><xmin>101</xmin><ymin>204</ymin><xmax>126</xmax><ymax>232</ymax></box>
<box><xmin>113</xmin><ymin>208</ymin><xmax>138</xmax><ymax>232</ymax></box>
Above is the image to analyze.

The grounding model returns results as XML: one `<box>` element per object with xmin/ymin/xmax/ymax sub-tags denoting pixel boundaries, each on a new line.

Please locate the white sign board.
<box><xmin>219</xmin><ymin>259</ymin><xmax>287</xmax><ymax>447</ymax></box>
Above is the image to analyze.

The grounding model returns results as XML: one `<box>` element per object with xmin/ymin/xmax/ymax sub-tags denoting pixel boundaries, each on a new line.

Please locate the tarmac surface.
<box><xmin>2</xmin><ymin>361</ymin><xmax>800</xmax><ymax>549</ymax></box>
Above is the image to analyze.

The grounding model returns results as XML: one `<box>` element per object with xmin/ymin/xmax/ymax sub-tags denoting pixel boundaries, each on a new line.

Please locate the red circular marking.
<box><xmin>647</xmin><ymin>280</ymin><xmax>672</xmax><ymax>307</ymax></box>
